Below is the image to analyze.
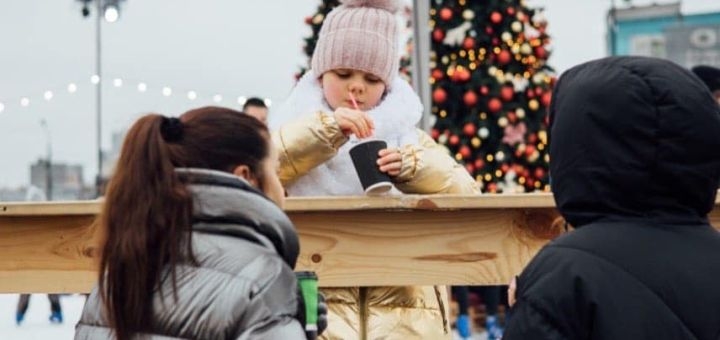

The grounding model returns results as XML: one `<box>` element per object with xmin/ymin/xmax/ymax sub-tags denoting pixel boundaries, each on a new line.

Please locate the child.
<box><xmin>271</xmin><ymin>0</ymin><xmax>480</xmax><ymax>338</ymax></box>
<box><xmin>75</xmin><ymin>107</ymin><xmax>325</xmax><ymax>340</ymax></box>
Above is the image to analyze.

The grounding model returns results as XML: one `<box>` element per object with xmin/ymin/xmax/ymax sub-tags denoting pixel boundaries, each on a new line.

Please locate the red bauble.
<box><xmin>462</xmin><ymin>37</ymin><xmax>476</xmax><ymax>50</ymax></box>
<box><xmin>541</xmin><ymin>91</ymin><xmax>552</xmax><ymax>107</ymax></box>
<box><xmin>465</xmin><ymin>163</ymin><xmax>475</xmax><ymax>174</ymax></box>
<box><xmin>490</xmin><ymin>11</ymin><xmax>503</xmax><ymax>24</ymax></box>
<box><xmin>305</xmin><ymin>16</ymin><xmax>313</xmax><ymax>25</ymax></box>
<box><xmin>464</xmin><ymin>90</ymin><xmax>478</xmax><ymax>107</ymax></box>
<box><xmin>440</xmin><ymin>8</ymin><xmax>453</xmax><ymax>21</ymax></box>
<box><xmin>501</xmin><ymin>164</ymin><xmax>510</xmax><ymax>173</ymax></box>
<box><xmin>487</xmin><ymin>182</ymin><xmax>498</xmax><ymax>193</ymax></box>
<box><xmin>526</xmin><ymin>178</ymin><xmax>535</xmax><ymax>188</ymax></box>
<box><xmin>431</xmin><ymin>68</ymin><xmax>444</xmax><ymax>81</ymax></box>
<box><xmin>526</xmin><ymin>88</ymin><xmax>536</xmax><ymax>98</ymax></box>
<box><xmin>480</xmin><ymin>85</ymin><xmax>489</xmax><ymax>96</ymax></box>
<box><xmin>474</xmin><ymin>159</ymin><xmax>485</xmax><ymax>169</ymax></box>
<box><xmin>431</xmin><ymin>128</ymin><xmax>440</xmax><ymax>140</ymax></box>
<box><xmin>449</xmin><ymin>135</ymin><xmax>460</xmax><ymax>146</ymax></box>
<box><xmin>485</xmin><ymin>26</ymin><xmax>494</xmax><ymax>35</ymax></box>
<box><xmin>534</xmin><ymin>168</ymin><xmax>546</xmax><ymax>179</ymax></box>
<box><xmin>453</xmin><ymin>68</ymin><xmax>471</xmax><ymax>82</ymax></box>
<box><xmin>433</xmin><ymin>87</ymin><xmax>447</xmax><ymax>103</ymax></box>
<box><xmin>432</xmin><ymin>28</ymin><xmax>445</xmax><ymax>42</ymax></box>
<box><xmin>459</xmin><ymin>145</ymin><xmax>471</xmax><ymax>159</ymax></box>
<box><xmin>500</xmin><ymin>86</ymin><xmax>514</xmax><ymax>101</ymax></box>
<box><xmin>525</xmin><ymin>145</ymin><xmax>536</xmax><ymax>157</ymax></box>
<box><xmin>488</xmin><ymin>98</ymin><xmax>503</xmax><ymax>113</ymax></box>
<box><xmin>498</xmin><ymin>50</ymin><xmax>512</xmax><ymax>65</ymax></box>
<box><xmin>507</xmin><ymin>111</ymin><xmax>517</xmax><ymax>124</ymax></box>
<box><xmin>492</xmin><ymin>38</ymin><xmax>501</xmax><ymax>46</ymax></box>
<box><xmin>506</xmin><ymin>7</ymin><xmax>516</xmax><ymax>16</ymax></box>
<box><xmin>535</xmin><ymin>87</ymin><xmax>544</xmax><ymax>96</ymax></box>
<box><xmin>527</xmin><ymin>133</ymin><xmax>538</xmax><ymax>144</ymax></box>
<box><xmin>463</xmin><ymin>122</ymin><xmax>476</xmax><ymax>136</ymax></box>
<box><xmin>535</xmin><ymin>46</ymin><xmax>548</xmax><ymax>59</ymax></box>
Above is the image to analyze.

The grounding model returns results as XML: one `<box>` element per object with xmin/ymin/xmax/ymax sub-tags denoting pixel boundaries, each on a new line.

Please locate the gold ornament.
<box><xmin>471</xmin><ymin>137</ymin><xmax>481</xmax><ymax>148</ymax></box>
<box><xmin>312</xmin><ymin>14</ymin><xmax>324</xmax><ymax>25</ymax></box>
<box><xmin>511</xmin><ymin>21</ymin><xmax>522</xmax><ymax>33</ymax></box>
<box><xmin>538</xmin><ymin>130</ymin><xmax>548</xmax><ymax>144</ymax></box>
<box><xmin>498</xmin><ymin>117</ymin><xmax>509</xmax><ymax>127</ymax></box>
<box><xmin>463</xmin><ymin>9</ymin><xmax>475</xmax><ymax>20</ymax></box>
<box><xmin>529</xmin><ymin>99</ymin><xmax>539</xmax><ymax>111</ymax></box>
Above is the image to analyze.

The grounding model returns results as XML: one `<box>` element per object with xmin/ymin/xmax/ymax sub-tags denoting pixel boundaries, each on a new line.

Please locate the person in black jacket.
<box><xmin>692</xmin><ymin>65</ymin><xmax>720</xmax><ymax>104</ymax></box>
<box><xmin>504</xmin><ymin>56</ymin><xmax>720</xmax><ymax>339</ymax></box>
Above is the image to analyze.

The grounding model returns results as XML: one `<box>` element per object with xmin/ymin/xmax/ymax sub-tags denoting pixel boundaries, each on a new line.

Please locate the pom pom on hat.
<box><xmin>340</xmin><ymin>0</ymin><xmax>401</xmax><ymax>13</ymax></box>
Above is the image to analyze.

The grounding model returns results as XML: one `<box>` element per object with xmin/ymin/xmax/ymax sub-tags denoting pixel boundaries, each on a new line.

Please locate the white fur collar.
<box><xmin>270</xmin><ymin>70</ymin><xmax>423</xmax><ymax>196</ymax></box>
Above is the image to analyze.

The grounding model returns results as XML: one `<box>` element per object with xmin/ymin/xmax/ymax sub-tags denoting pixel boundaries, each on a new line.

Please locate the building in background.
<box><xmin>608</xmin><ymin>2</ymin><xmax>720</xmax><ymax>68</ymax></box>
<box><xmin>30</xmin><ymin>160</ymin><xmax>86</xmax><ymax>200</ymax></box>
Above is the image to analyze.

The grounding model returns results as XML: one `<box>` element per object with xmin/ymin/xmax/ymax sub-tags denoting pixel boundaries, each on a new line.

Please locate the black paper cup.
<box><xmin>349</xmin><ymin>140</ymin><xmax>393</xmax><ymax>195</ymax></box>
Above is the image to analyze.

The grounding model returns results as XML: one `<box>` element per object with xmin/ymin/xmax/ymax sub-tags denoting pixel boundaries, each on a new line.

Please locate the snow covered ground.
<box><xmin>0</xmin><ymin>293</ymin><xmax>489</xmax><ymax>339</ymax></box>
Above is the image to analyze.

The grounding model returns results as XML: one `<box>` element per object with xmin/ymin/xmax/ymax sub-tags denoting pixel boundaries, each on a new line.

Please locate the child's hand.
<box><xmin>333</xmin><ymin>108</ymin><xmax>374</xmax><ymax>139</ymax></box>
<box><xmin>377</xmin><ymin>148</ymin><xmax>402</xmax><ymax>177</ymax></box>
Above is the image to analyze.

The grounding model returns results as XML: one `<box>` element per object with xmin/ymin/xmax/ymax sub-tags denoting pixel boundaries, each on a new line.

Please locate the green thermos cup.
<box><xmin>296</xmin><ymin>271</ymin><xmax>319</xmax><ymax>339</ymax></box>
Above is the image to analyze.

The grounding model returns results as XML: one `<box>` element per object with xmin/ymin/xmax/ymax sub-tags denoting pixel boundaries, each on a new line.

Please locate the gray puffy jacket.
<box><xmin>75</xmin><ymin>168</ymin><xmax>306</xmax><ymax>339</ymax></box>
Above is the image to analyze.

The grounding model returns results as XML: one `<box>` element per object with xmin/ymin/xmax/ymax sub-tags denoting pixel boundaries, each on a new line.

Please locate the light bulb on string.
<box><xmin>263</xmin><ymin>98</ymin><xmax>272</xmax><ymax>107</ymax></box>
<box><xmin>237</xmin><ymin>96</ymin><xmax>247</xmax><ymax>105</ymax></box>
<box><xmin>213</xmin><ymin>94</ymin><xmax>222</xmax><ymax>103</ymax></box>
<box><xmin>67</xmin><ymin>83</ymin><xmax>77</xmax><ymax>93</ymax></box>
<box><xmin>113</xmin><ymin>78</ymin><xmax>123</xmax><ymax>87</ymax></box>
<box><xmin>162</xmin><ymin>87</ymin><xmax>172</xmax><ymax>97</ymax></box>
<box><xmin>0</xmin><ymin>102</ymin><xmax>4</xmax><ymax>113</ymax></box>
<box><xmin>187</xmin><ymin>91</ymin><xmax>197</xmax><ymax>100</ymax></box>
<box><xmin>91</xmin><ymin>75</ymin><xmax>100</xmax><ymax>84</ymax></box>
<box><xmin>44</xmin><ymin>91</ymin><xmax>53</xmax><ymax>101</ymax></box>
<box><xmin>137</xmin><ymin>83</ymin><xmax>147</xmax><ymax>92</ymax></box>
<box><xmin>20</xmin><ymin>98</ymin><xmax>30</xmax><ymax>107</ymax></box>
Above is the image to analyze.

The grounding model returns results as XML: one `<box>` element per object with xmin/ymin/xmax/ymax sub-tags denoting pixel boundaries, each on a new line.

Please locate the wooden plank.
<box><xmin>2</xmin><ymin>192</ymin><xmax>719</xmax><ymax>293</ymax></box>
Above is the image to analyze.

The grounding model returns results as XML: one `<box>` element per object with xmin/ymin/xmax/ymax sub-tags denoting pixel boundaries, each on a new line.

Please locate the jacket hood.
<box><xmin>549</xmin><ymin>56</ymin><xmax>720</xmax><ymax>227</ymax></box>
<box><xmin>176</xmin><ymin>168</ymin><xmax>300</xmax><ymax>267</ymax></box>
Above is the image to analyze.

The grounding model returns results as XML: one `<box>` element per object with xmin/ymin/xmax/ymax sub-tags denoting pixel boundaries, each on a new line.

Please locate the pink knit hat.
<box><xmin>311</xmin><ymin>0</ymin><xmax>401</xmax><ymax>86</ymax></box>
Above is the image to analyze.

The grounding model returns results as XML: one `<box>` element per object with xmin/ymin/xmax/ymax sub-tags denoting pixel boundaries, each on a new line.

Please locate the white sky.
<box><xmin>1</xmin><ymin>0</ymin><xmax>719</xmax><ymax>189</ymax></box>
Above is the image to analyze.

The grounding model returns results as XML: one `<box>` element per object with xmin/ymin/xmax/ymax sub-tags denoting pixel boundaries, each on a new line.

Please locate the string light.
<box><xmin>237</xmin><ymin>96</ymin><xmax>247</xmax><ymax>105</ymax></box>
<box><xmin>187</xmin><ymin>91</ymin><xmax>197</xmax><ymax>100</ymax></box>
<box><xmin>0</xmin><ymin>102</ymin><xmax>4</xmax><ymax>113</ymax></box>
<box><xmin>43</xmin><ymin>91</ymin><xmax>53</xmax><ymax>101</ymax></box>
<box><xmin>67</xmin><ymin>83</ymin><xmax>77</xmax><ymax>93</ymax></box>
<box><xmin>20</xmin><ymin>97</ymin><xmax>30</xmax><ymax>107</ymax></box>
<box><xmin>213</xmin><ymin>94</ymin><xmax>223</xmax><ymax>103</ymax></box>
<box><xmin>90</xmin><ymin>75</ymin><xmax>100</xmax><ymax>84</ymax></box>
<box><xmin>162</xmin><ymin>87</ymin><xmax>172</xmax><ymax>97</ymax></box>
<box><xmin>113</xmin><ymin>78</ymin><xmax>123</xmax><ymax>87</ymax></box>
<box><xmin>137</xmin><ymin>82</ymin><xmax>147</xmax><ymax>92</ymax></box>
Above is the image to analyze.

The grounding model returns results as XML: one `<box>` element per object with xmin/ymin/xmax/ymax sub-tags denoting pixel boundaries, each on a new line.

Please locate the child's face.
<box><xmin>321</xmin><ymin>69</ymin><xmax>386</xmax><ymax>111</ymax></box>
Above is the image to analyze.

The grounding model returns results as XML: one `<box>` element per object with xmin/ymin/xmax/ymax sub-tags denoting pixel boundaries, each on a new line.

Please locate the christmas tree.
<box><xmin>429</xmin><ymin>0</ymin><xmax>554</xmax><ymax>193</ymax></box>
<box><xmin>297</xmin><ymin>0</ymin><xmax>414</xmax><ymax>81</ymax></box>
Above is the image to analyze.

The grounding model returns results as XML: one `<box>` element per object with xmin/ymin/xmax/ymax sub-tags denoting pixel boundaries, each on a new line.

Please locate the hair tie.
<box><xmin>160</xmin><ymin>117</ymin><xmax>184</xmax><ymax>143</ymax></box>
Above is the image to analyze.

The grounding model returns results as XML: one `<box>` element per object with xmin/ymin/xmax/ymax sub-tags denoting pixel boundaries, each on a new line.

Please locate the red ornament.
<box><xmin>487</xmin><ymin>182</ymin><xmax>498</xmax><ymax>193</ymax></box>
<box><xmin>506</xmin><ymin>7</ymin><xmax>516</xmax><ymax>16</ymax></box>
<box><xmin>526</xmin><ymin>88</ymin><xmax>536</xmax><ymax>98</ymax></box>
<box><xmin>534</xmin><ymin>168</ymin><xmax>546</xmax><ymax>179</ymax></box>
<box><xmin>488</xmin><ymin>98</ymin><xmax>503</xmax><ymax>113</ymax></box>
<box><xmin>498</xmin><ymin>50</ymin><xmax>512</xmax><ymax>65</ymax></box>
<box><xmin>500</xmin><ymin>86</ymin><xmax>514</xmax><ymax>101</ymax></box>
<box><xmin>463</xmin><ymin>123</ymin><xmax>476</xmax><ymax>136</ymax></box>
<box><xmin>541</xmin><ymin>91</ymin><xmax>552</xmax><ymax>107</ymax></box>
<box><xmin>526</xmin><ymin>178</ymin><xmax>535</xmax><ymax>188</ymax></box>
<box><xmin>525</xmin><ymin>145</ymin><xmax>536</xmax><ymax>157</ymax></box>
<box><xmin>535</xmin><ymin>87</ymin><xmax>544</xmax><ymax>96</ymax></box>
<box><xmin>433</xmin><ymin>87</ymin><xmax>447</xmax><ymax>103</ymax></box>
<box><xmin>449</xmin><ymin>135</ymin><xmax>460</xmax><ymax>146</ymax></box>
<box><xmin>453</xmin><ymin>68</ymin><xmax>471</xmax><ymax>82</ymax></box>
<box><xmin>474</xmin><ymin>159</ymin><xmax>485</xmax><ymax>169</ymax></box>
<box><xmin>480</xmin><ymin>86</ymin><xmax>489</xmax><ymax>96</ymax></box>
<box><xmin>440</xmin><ymin>8</ymin><xmax>453</xmax><ymax>21</ymax></box>
<box><xmin>431</xmin><ymin>128</ymin><xmax>440</xmax><ymax>140</ymax></box>
<box><xmin>305</xmin><ymin>16</ymin><xmax>313</xmax><ymax>25</ymax></box>
<box><xmin>465</xmin><ymin>163</ymin><xmax>475</xmax><ymax>174</ymax></box>
<box><xmin>534</xmin><ymin>46</ymin><xmax>548</xmax><ymax>59</ymax></box>
<box><xmin>490</xmin><ymin>11</ymin><xmax>503</xmax><ymax>24</ymax></box>
<box><xmin>431</xmin><ymin>68</ymin><xmax>444</xmax><ymax>81</ymax></box>
<box><xmin>507</xmin><ymin>111</ymin><xmax>517</xmax><ymax>124</ymax></box>
<box><xmin>432</xmin><ymin>28</ymin><xmax>445</xmax><ymax>42</ymax></box>
<box><xmin>462</xmin><ymin>37</ymin><xmax>476</xmax><ymax>50</ymax></box>
<box><xmin>492</xmin><ymin>38</ymin><xmax>501</xmax><ymax>46</ymax></box>
<box><xmin>501</xmin><ymin>163</ymin><xmax>510</xmax><ymax>173</ymax></box>
<box><xmin>527</xmin><ymin>133</ymin><xmax>538</xmax><ymax>144</ymax></box>
<box><xmin>463</xmin><ymin>90</ymin><xmax>478</xmax><ymax>106</ymax></box>
<box><xmin>485</xmin><ymin>26</ymin><xmax>494</xmax><ymax>35</ymax></box>
<box><xmin>459</xmin><ymin>145</ymin><xmax>471</xmax><ymax>159</ymax></box>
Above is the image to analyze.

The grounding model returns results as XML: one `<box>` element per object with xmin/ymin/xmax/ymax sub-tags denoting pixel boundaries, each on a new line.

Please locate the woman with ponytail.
<box><xmin>75</xmin><ymin>107</ymin><xmax>323</xmax><ymax>339</ymax></box>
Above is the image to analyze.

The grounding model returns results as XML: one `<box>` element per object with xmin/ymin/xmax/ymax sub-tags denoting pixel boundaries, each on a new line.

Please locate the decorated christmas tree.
<box><xmin>429</xmin><ymin>0</ymin><xmax>554</xmax><ymax>193</ymax></box>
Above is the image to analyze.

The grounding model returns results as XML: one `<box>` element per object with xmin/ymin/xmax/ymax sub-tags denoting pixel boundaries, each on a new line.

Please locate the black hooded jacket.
<box><xmin>504</xmin><ymin>57</ymin><xmax>720</xmax><ymax>340</ymax></box>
